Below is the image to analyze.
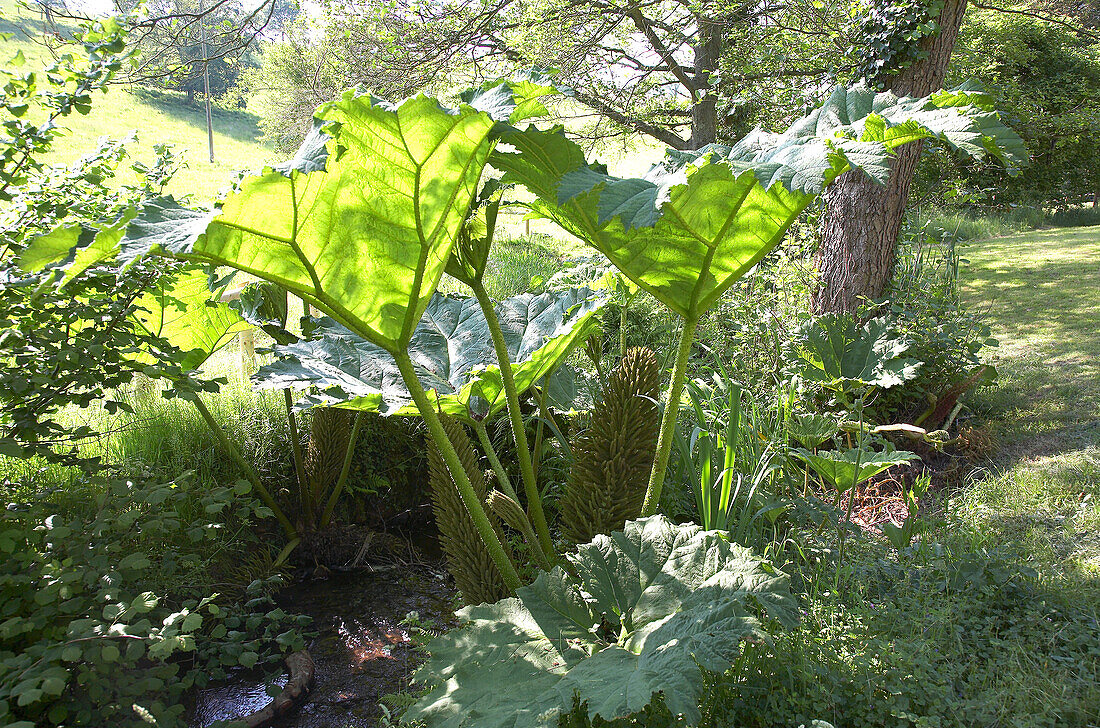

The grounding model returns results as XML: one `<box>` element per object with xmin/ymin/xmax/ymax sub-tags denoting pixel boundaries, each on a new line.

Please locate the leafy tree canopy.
<box><xmin>930</xmin><ymin>10</ymin><xmax>1100</xmax><ymax>206</ymax></box>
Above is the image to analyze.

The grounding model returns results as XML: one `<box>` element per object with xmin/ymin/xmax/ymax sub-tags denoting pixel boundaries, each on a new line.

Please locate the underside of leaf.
<box><xmin>132</xmin><ymin>265</ymin><xmax>249</xmax><ymax>372</ymax></box>
<box><xmin>252</xmin><ymin>289</ymin><xmax>606</xmax><ymax>421</ymax></box>
<box><xmin>111</xmin><ymin>78</ymin><xmax>557</xmax><ymax>353</ymax></box>
<box><xmin>493</xmin><ymin>83</ymin><xmax>1026</xmax><ymax>321</ymax></box>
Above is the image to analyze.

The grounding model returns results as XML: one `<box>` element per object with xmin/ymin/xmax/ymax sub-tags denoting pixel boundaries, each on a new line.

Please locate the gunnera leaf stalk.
<box><xmin>641</xmin><ymin>317</ymin><xmax>698</xmax><ymax>516</ymax></box>
<box><xmin>283</xmin><ymin>389</ymin><xmax>309</xmax><ymax>519</ymax></box>
<box><xmin>190</xmin><ymin>393</ymin><xmax>296</xmax><ymax>538</ymax></box>
<box><xmin>469</xmin><ymin>273</ymin><xmax>555</xmax><ymax>562</ymax></box>
<box><xmin>561</xmin><ymin>347</ymin><xmax>661</xmax><ymax>543</ymax></box>
<box><xmin>447</xmin><ymin>198</ymin><xmax>555</xmax><ymax>563</ymax></box>
<box><xmin>319</xmin><ymin>411</ymin><xmax>365</xmax><ymax>529</ymax></box>
<box><xmin>394</xmin><ymin>349</ymin><xmax>523</xmax><ymax>591</ymax></box>
<box><xmin>427</xmin><ymin>413</ymin><xmax>516</xmax><ymax>604</ymax></box>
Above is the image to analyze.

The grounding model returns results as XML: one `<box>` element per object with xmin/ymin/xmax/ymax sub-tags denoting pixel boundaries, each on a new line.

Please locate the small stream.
<box><xmin>191</xmin><ymin>558</ymin><xmax>455</xmax><ymax>728</ymax></box>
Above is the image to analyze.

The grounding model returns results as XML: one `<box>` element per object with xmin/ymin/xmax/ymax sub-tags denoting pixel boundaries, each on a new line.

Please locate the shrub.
<box><xmin>0</xmin><ymin>23</ymin><xmax>308</xmax><ymax>726</ymax></box>
<box><xmin>877</xmin><ymin>226</ymin><xmax>998</xmax><ymax>425</ymax></box>
<box><xmin>0</xmin><ymin>474</ymin><xmax>308</xmax><ymax>727</ymax></box>
<box><xmin>695</xmin><ymin>239</ymin><xmax>815</xmax><ymax>392</ymax></box>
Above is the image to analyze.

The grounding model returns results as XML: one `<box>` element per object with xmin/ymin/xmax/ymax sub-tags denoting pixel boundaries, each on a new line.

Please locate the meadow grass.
<box><xmin>1</xmin><ymin>1</ymin><xmax>274</xmax><ymax>202</ymax></box>
<box><xmin>0</xmin><ymin>336</ymin><xmax>283</xmax><ymax>495</ymax></box>
<box><xmin>958</xmin><ymin>227</ymin><xmax>1100</xmax><ymax>583</ymax></box>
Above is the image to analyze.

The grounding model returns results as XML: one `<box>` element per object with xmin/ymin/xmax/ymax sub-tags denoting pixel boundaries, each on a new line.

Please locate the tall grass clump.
<box><xmin>481</xmin><ymin>233</ymin><xmax>567</xmax><ymax>299</ymax></box>
<box><xmin>102</xmin><ymin>383</ymin><xmax>293</xmax><ymax>488</ymax></box>
<box><xmin>4</xmin><ymin>377</ymin><xmax>295</xmax><ymax>497</ymax></box>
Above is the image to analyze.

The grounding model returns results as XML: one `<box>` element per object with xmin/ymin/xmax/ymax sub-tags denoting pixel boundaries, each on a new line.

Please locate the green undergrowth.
<box><xmin>2</xmin><ymin>370</ymin><xmax>289</xmax><ymax>488</ymax></box>
<box><xmin>101</xmin><ymin>384</ymin><xmax>292</xmax><ymax>487</ymax></box>
<box><xmin>557</xmin><ymin>225</ymin><xmax>1100</xmax><ymax>727</ymax></box>
<box><xmin>707</xmin><ymin>541</ymin><xmax>1100</xmax><ymax>727</ymax></box>
<box><xmin>710</xmin><ymin>226</ymin><xmax>1100</xmax><ymax>727</ymax></box>
<box><xmin>12</xmin><ymin>218</ymin><xmax>1093</xmax><ymax>728</ymax></box>
<box><xmin>959</xmin><ymin>226</ymin><xmax>1100</xmax><ymax>583</ymax></box>
<box><xmin>558</xmin><ymin>524</ymin><xmax>1100</xmax><ymax>728</ymax></box>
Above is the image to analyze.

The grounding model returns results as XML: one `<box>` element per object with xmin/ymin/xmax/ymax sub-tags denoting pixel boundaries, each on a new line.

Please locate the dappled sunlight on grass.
<box><xmin>956</xmin><ymin>446</ymin><xmax>1100</xmax><ymax>581</ymax></box>
<box><xmin>953</xmin><ymin>225</ymin><xmax>1100</xmax><ymax>603</ymax></box>
<box><xmin>961</xmin><ymin>228</ymin><xmax>1099</xmax><ymax>366</ymax></box>
<box><xmin>961</xmin><ymin>228</ymin><xmax>1100</xmax><ymax>450</ymax></box>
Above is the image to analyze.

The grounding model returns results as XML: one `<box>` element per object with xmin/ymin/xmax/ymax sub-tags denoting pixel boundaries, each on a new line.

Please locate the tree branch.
<box><xmin>627</xmin><ymin>6</ymin><xmax>699</xmax><ymax>98</ymax></box>
<box><xmin>569</xmin><ymin>88</ymin><xmax>688</xmax><ymax>148</ymax></box>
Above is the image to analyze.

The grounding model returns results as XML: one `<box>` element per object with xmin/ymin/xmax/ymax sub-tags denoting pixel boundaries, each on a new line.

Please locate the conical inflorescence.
<box><xmin>304</xmin><ymin>407</ymin><xmax>354</xmax><ymax>523</ymax></box>
<box><xmin>560</xmin><ymin>347</ymin><xmax>660</xmax><ymax>544</ymax></box>
<box><xmin>427</xmin><ymin>414</ymin><xmax>515</xmax><ymax>604</ymax></box>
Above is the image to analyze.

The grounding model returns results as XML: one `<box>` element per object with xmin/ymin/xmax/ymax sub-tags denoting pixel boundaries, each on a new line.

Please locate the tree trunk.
<box><xmin>813</xmin><ymin>0</ymin><xmax>969</xmax><ymax>314</ymax></box>
<box><xmin>690</xmin><ymin>16</ymin><xmax>722</xmax><ymax>149</ymax></box>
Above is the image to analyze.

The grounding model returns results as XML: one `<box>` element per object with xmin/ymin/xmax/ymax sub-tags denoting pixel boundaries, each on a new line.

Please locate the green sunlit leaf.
<box><xmin>114</xmin><ymin>78</ymin><xmax>557</xmax><ymax>353</ymax></box>
<box><xmin>133</xmin><ymin>266</ymin><xmax>249</xmax><ymax>371</ymax></box>
<box><xmin>494</xmin><ymin>83</ymin><xmax>1026</xmax><ymax>321</ymax></box>
<box><xmin>793</xmin><ymin>314</ymin><xmax>921</xmax><ymax>390</ymax></box>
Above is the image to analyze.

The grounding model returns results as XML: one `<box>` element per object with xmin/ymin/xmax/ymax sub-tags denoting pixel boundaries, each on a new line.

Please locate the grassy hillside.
<box><xmin>2</xmin><ymin>1</ymin><xmax>275</xmax><ymax>202</ymax></box>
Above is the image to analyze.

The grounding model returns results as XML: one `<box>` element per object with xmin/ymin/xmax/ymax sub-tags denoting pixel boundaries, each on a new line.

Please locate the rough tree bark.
<box><xmin>813</xmin><ymin>0</ymin><xmax>969</xmax><ymax>314</ymax></box>
<box><xmin>691</xmin><ymin>16</ymin><xmax>722</xmax><ymax>148</ymax></box>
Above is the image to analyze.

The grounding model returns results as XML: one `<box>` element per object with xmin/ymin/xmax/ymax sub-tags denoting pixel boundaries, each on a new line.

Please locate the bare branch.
<box><xmin>569</xmin><ymin>88</ymin><xmax>689</xmax><ymax>148</ymax></box>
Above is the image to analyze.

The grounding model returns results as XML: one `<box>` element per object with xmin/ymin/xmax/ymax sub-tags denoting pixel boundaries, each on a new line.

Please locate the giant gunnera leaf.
<box><xmin>791</xmin><ymin>314</ymin><xmax>921</xmax><ymax>391</ymax></box>
<box><xmin>50</xmin><ymin>76</ymin><xmax>556</xmax><ymax>355</ymax></box>
<box><xmin>133</xmin><ymin>266</ymin><xmax>250</xmax><ymax>372</ymax></box>
<box><xmin>403</xmin><ymin>515</ymin><xmax>798</xmax><ymax>728</ymax></box>
<box><xmin>253</xmin><ymin>288</ymin><xmax>606</xmax><ymax>420</ymax></box>
<box><xmin>492</xmin><ymin>84</ymin><xmax>1026</xmax><ymax>321</ymax></box>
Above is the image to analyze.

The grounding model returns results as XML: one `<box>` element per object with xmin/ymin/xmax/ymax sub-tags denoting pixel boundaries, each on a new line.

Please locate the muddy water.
<box><xmin>191</xmin><ymin>562</ymin><xmax>455</xmax><ymax>728</ymax></box>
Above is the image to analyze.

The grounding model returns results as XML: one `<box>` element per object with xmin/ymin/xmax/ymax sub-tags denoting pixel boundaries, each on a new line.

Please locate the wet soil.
<box><xmin>191</xmin><ymin>536</ymin><xmax>455</xmax><ymax>728</ymax></box>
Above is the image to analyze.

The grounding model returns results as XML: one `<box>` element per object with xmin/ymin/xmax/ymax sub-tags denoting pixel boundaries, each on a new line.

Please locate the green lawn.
<box><xmin>2</xmin><ymin>1</ymin><xmax>275</xmax><ymax>202</ymax></box>
<box><xmin>960</xmin><ymin>226</ymin><xmax>1100</xmax><ymax>581</ymax></box>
